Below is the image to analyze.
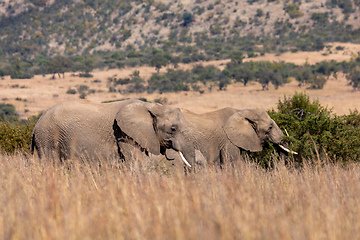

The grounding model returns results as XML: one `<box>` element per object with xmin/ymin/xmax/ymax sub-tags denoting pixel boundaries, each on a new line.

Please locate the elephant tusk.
<box><xmin>279</xmin><ymin>144</ymin><xmax>298</xmax><ymax>155</ymax></box>
<box><xmin>179</xmin><ymin>151</ymin><xmax>192</xmax><ymax>168</ymax></box>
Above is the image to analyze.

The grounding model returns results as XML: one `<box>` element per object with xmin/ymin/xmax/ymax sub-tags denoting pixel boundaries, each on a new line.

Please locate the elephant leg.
<box><xmin>220</xmin><ymin>143</ymin><xmax>241</xmax><ymax>166</ymax></box>
<box><xmin>117</xmin><ymin>142</ymin><xmax>151</xmax><ymax>164</ymax></box>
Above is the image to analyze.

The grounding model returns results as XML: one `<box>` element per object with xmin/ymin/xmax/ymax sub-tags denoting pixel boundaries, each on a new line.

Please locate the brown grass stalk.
<box><xmin>1</xmin><ymin>154</ymin><xmax>360</xmax><ymax>239</ymax></box>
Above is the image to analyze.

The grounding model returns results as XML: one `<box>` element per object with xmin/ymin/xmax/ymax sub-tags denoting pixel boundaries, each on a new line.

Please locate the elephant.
<box><xmin>166</xmin><ymin>107</ymin><xmax>296</xmax><ymax>167</ymax></box>
<box><xmin>30</xmin><ymin>99</ymin><xmax>195</xmax><ymax>167</ymax></box>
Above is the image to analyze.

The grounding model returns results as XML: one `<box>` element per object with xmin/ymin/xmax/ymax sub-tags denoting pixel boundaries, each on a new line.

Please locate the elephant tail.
<box><xmin>30</xmin><ymin>131</ymin><xmax>36</xmax><ymax>155</ymax></box>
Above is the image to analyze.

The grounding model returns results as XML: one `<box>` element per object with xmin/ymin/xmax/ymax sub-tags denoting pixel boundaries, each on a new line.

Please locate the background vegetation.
<box><xmin>1</xmin><ymin>0</ymin><xmax>360</xmax><ymax>83</ymax></box>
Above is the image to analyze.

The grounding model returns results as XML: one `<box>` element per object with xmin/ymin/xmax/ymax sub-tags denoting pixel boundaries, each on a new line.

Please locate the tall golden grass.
<box><xmin>1</xmin><ymin>154</ymin><xmax>360</xmax><ymax>240</ymax></box>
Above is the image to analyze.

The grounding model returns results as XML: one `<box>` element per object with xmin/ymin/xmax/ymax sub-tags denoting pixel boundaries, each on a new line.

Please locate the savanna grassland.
<box><xmin>1</xmin><ymin>154</ymin><xmax>360</xmax><ymax>240</ymax></box>
<box><xmin>2</xmin><ymin>0</ymin><xmax>360</xmax><ymax>238</ymax></box>
<box><xmin>2</xmin><ymin>42</ymin><xmax>360</xmax><ymax>119</ymax></box>
<box><xmin>1</xmin><ymin>44</ymin><xmax>360</xmax><ymax>239</ymax></box>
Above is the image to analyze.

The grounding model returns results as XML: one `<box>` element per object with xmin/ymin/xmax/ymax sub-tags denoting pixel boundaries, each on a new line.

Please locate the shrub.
<box><xmin>0</xmin><ymin>104</ymin><xmax>18</xmax><ymax>123</ymax></box>
<box><xmin>66</xmin><ymin>88</ymin><xmax>77</xmax><ymax>94</ymax></box>
<box><xmin>79</xmin><ymin>73</ymin><xmax>93</xmax><ymax>78</ymax></box>
<box><xmin>307</xmin><ymin>74</ymin><xmax>327</xmax><ymax>89</ymax></box>
<box><xmin>311</xmin><ymin>12</ymin><xmax>329</xmax><ymax>24</ymax></box>
<box><xmin>0</xmin><ymin>118</ymin><xmax>36</xmax><ymax>154</ymax></box>
<box><xmin>79</xmin><ymin>92</ymin><xmax>87</xmax><ymax>99</ymax></box>
<box><xmin>182</xmin><ymin>12</ymin><xmax>194</xmax><ymax>27</ymax></box>
<box><xmin>285</xmin><ymin>3</ymin><xmax>303</xmax><ymax>19</ymax></box>
<box><xmin>76</xmin><ymin>85</ymin><xmax>89</xmax><ymax>94</ymax></box>
<box><xmin>347</xmin><ymin>66</ymin><xmax>360</xmax><ymax>90</ymax></box>
<box><xmin>147</xmin><ymin>69</ymin><xmax>192</xmax><ymax>93</ymax></box>
<box><xmin>265</xmin><ymin>92</ymin><xmax>360</xmax><ymax>164</ymax></box>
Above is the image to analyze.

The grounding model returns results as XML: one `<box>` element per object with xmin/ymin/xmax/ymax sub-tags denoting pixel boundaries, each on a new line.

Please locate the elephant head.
<box><xmin>113</xmin><ymin>101</ymin><xmax>195</xmax><ymax>167</ymax></box>
<box><xmin>223</xmin><ymin>109</ymin><xmax>296</xmax><ymax>154</ymax></box>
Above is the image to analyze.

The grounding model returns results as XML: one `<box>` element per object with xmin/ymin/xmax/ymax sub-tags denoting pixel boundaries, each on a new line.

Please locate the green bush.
<box><xmin>66</xmin><ymin>88</ymin><xmax>77</xmax><ymax>94</ymax></box>
<box><xmin>285</xmin><ymin>3</ymin><xmax>303</xmax><ymax>19</ymax></box>
<box><xmin>76</xmin><ymin>84</ymin><xmax>89</xmax><ymax>94</ymax></box>
<box><xmin>0</xmin><ymin>104</ymin><xmax>19</xmax><ymax>123</ymax></box>
<box><xmin>265</xmin><ymin>92</ymin><xmax>360</xmax><ymax>165</ymax></box>
<box><xmin>0</xmin><ymin>119</ymin><xmax>36</xmax><ymax>154</ymax></box>
<box><xmin>147</xmin><ymin>69</ymin><xmax>192</xmax><ymax>93</ymax></box>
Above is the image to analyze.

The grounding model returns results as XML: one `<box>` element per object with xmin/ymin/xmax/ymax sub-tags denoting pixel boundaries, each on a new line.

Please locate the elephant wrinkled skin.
<box><xmin>167</xmin><ymin>107</ymin><xmax>295</xmax><ymax>167</ymax></box>
<box><xmin>31</xmin><ymin>99</ymin><xmax>195</xmax><ymax>165</ymax></box>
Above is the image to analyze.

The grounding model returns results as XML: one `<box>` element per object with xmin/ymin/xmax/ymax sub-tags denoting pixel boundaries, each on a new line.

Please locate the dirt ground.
<box><xmin>1</xmin><ymin>42</ymin><xmax>359</xmax><ymax>118</ymax></box>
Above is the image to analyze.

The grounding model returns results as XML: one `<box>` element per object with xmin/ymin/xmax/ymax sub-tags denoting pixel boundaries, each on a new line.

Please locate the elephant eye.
<box><xmin>171</xmin><ymin>126</ymin><xmax>177</xmax><ymax>132</ymax></box>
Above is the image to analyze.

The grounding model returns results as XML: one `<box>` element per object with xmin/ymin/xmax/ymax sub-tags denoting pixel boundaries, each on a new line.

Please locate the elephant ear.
<box><xmin>114</xmin><ymin>101</ymin><xmax>160</xmax><ymax>155</ymax></box>
<box><xmin>223</xmin><ymin>113</ymin><xmax>263</xmax><ymax>152</ymax></box>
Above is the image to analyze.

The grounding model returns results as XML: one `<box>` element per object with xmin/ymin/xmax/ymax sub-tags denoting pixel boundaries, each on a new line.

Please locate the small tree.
<box><xmin>78</xmin><ymin>56</ymin><xmax>95</xmax><ymax>77</ymax></box>
<box><xmin>182</xmin><ymin>11</ymin><xmax>194</xmax><ymax>27</ymax></box>
<box><xmin>46</xmin><ymin>55</ymin><xmax>72</xmax><ymax>79</ymax></box>
<box><xmin>229</xmin><ymin>50</ymin><xmax>243</xmax><ymax>64</ymax></box>
<box><xmin>127</xmin><ymin>70</ymin><xmax>146</xmax><ymax>93</ymax></box>
<box><xmin>307</xmin><ymin>74</ymin><xmax>327</xmax><ymax>89</ymax></box>
<box><xmin>285</xmin><ymin>3</ymin><xmax>303</xmax><ymax>19</ymax></box>
<box><xmin>0</xmin><ymin>104</ymin><xmax>18</xmax><ymax>123</ymax></box>
<box><xmin>150</xmin><ymin>52</ymin><xmax>168</xmax><ymax>73</ymax></box>
<box><xmin>231</xmin><ymin>64</ymin><xmax>254</xmax><ymax>86</ymax></box>
<box><xmin>347</xmin><ymin>66</ymin><xmax>360</xmax><ymax>91</ymax></box>
<box><xmin>255</xmin><ymin>8</ymin><xmax>263</xmax><ymax>17</ymax></box>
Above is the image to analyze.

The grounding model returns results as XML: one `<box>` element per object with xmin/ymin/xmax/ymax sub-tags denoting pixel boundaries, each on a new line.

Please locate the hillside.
<box><xmin>1</xmin><ymin>0</ymin><xmax>360</xmax><ymax>59</ymax></box>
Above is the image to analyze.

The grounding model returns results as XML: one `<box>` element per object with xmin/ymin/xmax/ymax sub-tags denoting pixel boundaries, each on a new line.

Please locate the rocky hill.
<box><xmin>1</xmin><ymin>0</ymin><xmax>360</xmax><ymax>59</ymax></box>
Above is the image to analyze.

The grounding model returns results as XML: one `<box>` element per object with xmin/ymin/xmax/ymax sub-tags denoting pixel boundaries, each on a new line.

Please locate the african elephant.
<box><xmin>166</xmin><ymin>107</ymin><xmax>296</xmax><ymax>167</ymax></box>
<box><xmin>30</xmin><ymin>99</ymin><xmax>195</xmax><ymax>167</ymax></box>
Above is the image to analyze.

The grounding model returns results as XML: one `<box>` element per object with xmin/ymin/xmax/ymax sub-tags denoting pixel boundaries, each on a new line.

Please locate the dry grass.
<box><xmin>1</xmin><ymin>154</ymin><xmax>360</xmax><ymax>239</ymax></box>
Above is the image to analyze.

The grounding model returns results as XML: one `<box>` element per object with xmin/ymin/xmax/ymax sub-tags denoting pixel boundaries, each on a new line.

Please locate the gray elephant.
<box><xmin>31</xmin><ymin>99</ymin><xmax>195</xmax><ymax>167</ymax></box>
<box><xmin>167</xmin><ymin>107</ymin><xmax>296</xmax><ymax>167</ymax></box>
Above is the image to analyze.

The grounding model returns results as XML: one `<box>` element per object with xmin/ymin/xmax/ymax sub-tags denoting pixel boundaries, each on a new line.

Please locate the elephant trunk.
<box><xmin>167</xmin><ymin>131</ymin><xmax>196</xmax><ymax>168</ymax></box>
<box><xmin>269</xmin><ymin>123</ymin><xmax>298</xmax><ymax>155</ymax></box>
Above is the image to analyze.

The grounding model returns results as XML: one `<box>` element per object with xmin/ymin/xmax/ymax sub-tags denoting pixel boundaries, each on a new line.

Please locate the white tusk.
<box><xmin>279</xmin><ymin>144</ymin><xmax>298</xmax><ymax>155</ymax></box>
<box><xmin>179</xmin><ymin>151</ymin><xmax>192</xmax><ymax>168</ymax></box>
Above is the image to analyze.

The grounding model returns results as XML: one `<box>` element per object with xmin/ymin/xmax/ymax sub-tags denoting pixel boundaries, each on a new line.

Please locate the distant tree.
<box><xmin>311</xmin><ymin>12</ymin><xmax>329</xmax><ymax>24</ymax></box>
<box><xmin>150</xmin><ymin>50</ymin><xmax>168</xmax><ymax>73</ymax></box>
<box><xmin>312</xmin><ymin>38</ymin><xmax>325</xmax><ymax>51</ymax></box>
<box><xmin>310</xmin><ymin>74</ymin><xmax>327</xmax><ymax>89</ymax></box>
<box><xmin>210</xmin><ymin>24</ymin><xmax>222</xmax><ymax>35</ymax></box>
<box><xmin>182</xmin><ymin>11</ymin><xmax>194</xmax><ymax>27</ymax></box>
<box><xmin>30</xmin><ymin>0</ymin><xmax>48</xmax><ymax>7</ymax></box>
<box><xmin>78</xmin><ymin>56</ymin><xmax>95</xmax><ymax>77</ymax></box>
<box><xmin>46</xmin><ymin>55</ymin><xmax>72</xmax><ymax>79</ymax></box>
<box><xmin>120</xmin><ymin>28</ymin><xmax>132</xmax><ymax>41</ymax></box>
<box><xmin>231</xmin><ymin>64</ymin><xmax>255</xmax><ymax>86</ymax></box>
<box><xmin>229</xmin><ymin>50</ymin><xmax>243</xmax><ymax>64</ymax></box>
<box><xmin>285</xmin><ymin>3</ymin><xmax>303</xmax><ymax>19</ymax></box>
<box><xmin>256</xmin><ymin>68</ymin><xmax>272</xmax><ymax>90</ymax></box>
<box><xmin>126</xmin><ymin>70</ymin><xmax>146</xmax><ymax>93</ymax></box>
<box><xmin>147</xmin><ymin>69</ymin><xmax>191</xmax><ymax>93</ymax></box>
<box><xmin>292</xmin><ymin>63</ymin><xmax>313</xmax><ymax>87</ymax></box>
<box><xmin>255</xmin><ymin>8</ymin><xmax>263</xmax><ymax>17</ymax></box>
<box><xmin>9</xmin><ymin>58</ymin><xmax>33</xmax><ymax>79</ymax></box>
<box><xmin>315</xmin><ymin>61</ymin><xmax>338</xmax><ymax>79</ymax></box>
<box><xmin>328</xmin><ymin>0</ymin><xmax>354</xmax><ymax>14</ymax></box>
<box><xmin>170</xmin><ymin>55</ymin><xmax>181</xmax><ymax>68</ymax></box>
<box><xmin>218</xmin><ymin>72</ymin><xmax>230</xmax><ymax>90</ymax></box>
<box><xmin>347</xmin><ymin>66</ymin><xmax>360</xmax><ymax>91</ymax></box>
<box><xmin>0</xmin><ymin>103</ymin><xmax>18</xmax><ymax>123</ymax></box>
